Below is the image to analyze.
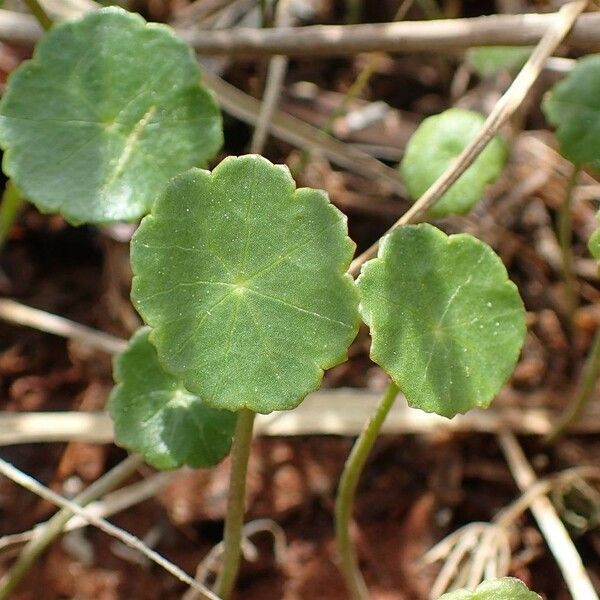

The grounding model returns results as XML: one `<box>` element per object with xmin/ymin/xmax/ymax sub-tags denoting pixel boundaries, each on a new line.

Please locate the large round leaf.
<box><xmin>131</xmin><ymin>155</ymin><xmax>359</xmax><ymax>414</ymax></box>
<box><xmin>439</xmin><ymin>578</ymin><xmax>540</xmax><ymax>600</ymax></box>
<box><xmin>399</xmin><ymin>108</ymin><xmax>507</xmax><ymax>217</ymax></box>
<box><xmin>0</xmin><ymin>7</ymin><xmax>222</xmax><ymax>225</ymax></box>
<box><xmin>358</xmin><ymin>224</ymin><xmax>525</xmax><ymax>417</ymax></box>
<box><xmin>543</xmin><ymin>54</ymin><xmax>600</xmax><ymax>167</ymax></box>
<box><xmin>108</xmin><ymin>327</ymin><xmax>235</xmax><ymax>470</ymax></box>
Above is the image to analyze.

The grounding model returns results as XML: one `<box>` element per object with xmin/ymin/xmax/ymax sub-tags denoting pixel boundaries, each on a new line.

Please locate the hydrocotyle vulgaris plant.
<box><xmin>129</xmin><ymin>154</ymin><xmax>360</xmax><ymax>597</ymax></box>
<box><xmin>335</xmin><ymin>224</ymin><xmax>526</xmax><ymax>599</ymax></box>
<box><xmin>542</xmin><ymin>53</ymin><xmax>600</xmax><ymax>439</ymax></box>
<box><xmin>0</xmin><ymin>6</ymin><xmax>530</xmax><ymax>599</ymax></box>
<box><xmin>0</xmin><ymin>7</ymin><xmax>223</xmax><ymax>225</ymax></box>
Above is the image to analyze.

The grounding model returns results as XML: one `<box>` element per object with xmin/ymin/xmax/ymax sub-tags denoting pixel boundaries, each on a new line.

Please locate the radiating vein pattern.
<box><xmin>0</xmin><ymin>7</ymin><xmax>222</xmax><ymax>224</ymax></box>
<box><xmin>131</xmin><ymin>156</ymin><xmax>359</xmax><ymax>414</ymax></box>
<box><xmin>357</xmin><ymin>224</ymin><xmax>526</xmax><ymax>417</ymax></box>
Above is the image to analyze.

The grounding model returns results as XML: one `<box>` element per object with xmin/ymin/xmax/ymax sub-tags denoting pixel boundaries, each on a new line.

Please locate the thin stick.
<box><xmin>0</xmin><ymin>457</ymin><xmax>221</xmax><ymax>600</ymax></box>
<box><xmin>548</xmin><ymin>326</ymin><xmax>600</xmax><ymax>442</ymax></box>
<box><xmin>2</xmin><ymin>397</ymin><xmax>600</xmax><ymax>447</ymax></box>
<box><xmin>176</xmin><ymin>11</ymin><xmax>600</xmax><ymax>57</ymax></box>
<box><xmin>0</xmin><ymin>298</ymin><xmax>127</xmax><ymax>355</ymax></box>
<box><xmin>348</xmin><ymin>0</ymin><xmax>588</xmax><ymax>277</ymax></box>
<box><xmin>0</xmin><ymin>455</ymin><xmax>142</xmax><ymax>599</ymax></box>
<box><xmin>0</xmin><ymin>471</ymin><xmax>177</xmax><ymax>551</ymax></box>
<box><xmin>202</xmin><ymin>70</ymin><xmax>406</xmax><ymax>195</ymax></box>
<box><xmin>498</xmin><ymin>431</ymin><xmax>599</xmax><ymax>600</ymax></box>
<box><xmin>214</xmin><ymin>409</ymin><xmax>256</xmax><ymax>599</ymax></box>
<box><xmin>23</xmin><ymin>0</ymin><xmax>52</xmax><ymax>30</ymax></box>
<box><xmin>335</xmin><ymin>381</ymin><xmax>400</xmax><ymax>600</ymax></box>
<box><xmin>0</xmin><ymin>182</ymin><xmax>24</xmax><ymax>252</ymax></box>
<box><xmin>2</xmin><ymin>9</ymin><xmax>600</xmax><ymax>55</ymax></box>
<box><xmin>292</xmin><ymin>0</ymin><xmax>410</xmax><ymax>176</ymax></box>
<box><xmin>249</xmin><ymin>0</ymin><xmax>291</xmax><ymax>154</ymax></box>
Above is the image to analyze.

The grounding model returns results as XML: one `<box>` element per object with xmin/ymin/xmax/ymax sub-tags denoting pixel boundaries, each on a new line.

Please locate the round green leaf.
<box><xmin>543</xmin><ymin>54</ymin><xmax>600</xmax><ymax>167</ymax></box>
<box><xmin>131</xmin><ymin>155</ymin><xmax>359</xmax><ymax>414</ymax></box>
<box><xmin>467</xmin><ymin>47</ymin><xmax>531</xmax><ymax>78</ymax></box>
<box><xmin>439</xmin><ymin>577</ymin><xmax>541</xmax><ymax>600</ymax></box>
<box><xmin>357</xmin><ymin>224</ymin><xmax>525</xmax><ymax>417</ymax></box>
<box><xmin>399</xmin><ymin>108</ymin><xmax>507</xmax><ymax>217</ymax></box>
<box><xmin>108</xmin><ymin>327</ymin><xmax>235</xmax><ymax>470</ymax></box>
<box><xmin>0</xmin><ymin>7</ymin><xmax>222</xmax><ymax>225</ymax></box>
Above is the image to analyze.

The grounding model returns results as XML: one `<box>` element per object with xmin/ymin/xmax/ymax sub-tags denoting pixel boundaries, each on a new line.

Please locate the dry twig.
<box><xmin>0</xmin><ymin>298</ymin><xmax>126</xmax><ymax>354</ymax></box>
<box><xmin>498</xmin><ymin>431</ymin><xmax>599</xmax><ymax>600</ymax></box>
<box><xmin>3</xmin><ymin>8</ymin><xmax>600</xmax><ymax>56</ymax></box>
<box><xmin>0</xmin><ymin>458</ymin><xmax>221</xmax><ymax>600</ymax></box>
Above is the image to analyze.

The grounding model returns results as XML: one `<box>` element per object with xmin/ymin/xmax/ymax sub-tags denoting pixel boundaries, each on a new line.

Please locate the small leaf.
<box><xmin>358</xmin><ymin>224</ymin><xmax>525</xmax><ymax>417</ymax></box>
<box><xmin>439</xmin><ymin>577</ymin><xmax>541</xmax><ymax>599</ymax></box>
<box><xmin>399</xmin><ymin>108</ymin><xmax>507</xmax><ymax>217</ymax></box>
<box><xmin>131</xmin><ymin>155</ymin><xmax>359</xmax><ymax>414</ymax></box>
<box><xmin>0</xmin><ymin>7</ymin><xmax>222</xmax><ymax>225</ymax></box>
<box><xmin>589</xmin><ymin>221</ymin><xmax>600</xmax><ymax>262</ymax></box>
<box><xmin>543</xmin><ymin>54</ymin><xmax>600</xmax><ymax>167</ymax></box>
<box><xmin>108</xmin><ymin>327</ymin><xmax>235</xmax><ymax>470</ymax></box>
<box><xmin>467</xmin><ymin>47</ymin><xmax>531</xmax><ymax>78</ymax></box>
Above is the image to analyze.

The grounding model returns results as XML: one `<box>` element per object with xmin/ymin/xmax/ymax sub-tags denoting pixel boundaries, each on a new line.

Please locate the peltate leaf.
<box><xmin>467</xmin><ymin>47</ymin><xmax>531</xmax><ymax>78</ymax></box>
<box><xmin>543</xmin><ymin>54</ymin><xmax>600</xmax><ymax>167</ymax></box>
<box><xmin>0</xmin><ymin>7</ymin><xmax>222</xmax><ymax>224</ymax></box>
<box><xmin>357</xmin><ymin>224</ymin><xmax>525</xmax><ymax>417</ymax></box>
<box><xmin>108</xmin><ymin>327</ymin><xmax>235</xmax><ymax>470</ymax></box>
<box><xmin>439</xmin><ymin>577</ymin><xmax>541</xmax><ymax>599</ymax></box>
<box><xmin>399</xmin><ymin>108</ymin><xmax>507</xmax><ymax>217</ymax></box>
<box><xmin>131</xmin><ymin>155</ymin><xmax>359</xmax><ymax>414</ymax></box>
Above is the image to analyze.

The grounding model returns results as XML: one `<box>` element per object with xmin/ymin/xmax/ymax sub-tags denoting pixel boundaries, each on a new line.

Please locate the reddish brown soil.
<box><xmin>1</xmin><ymin>1</ymin><xmax>600</xmax><ymax>598</ymax></box>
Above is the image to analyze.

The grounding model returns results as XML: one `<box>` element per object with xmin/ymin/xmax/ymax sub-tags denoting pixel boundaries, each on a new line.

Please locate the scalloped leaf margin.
<box><xmin>131</xmin><ymin>155</ymin><xmax>359</xmax><ymax>414</ymax></box>
<box><xmin>357</xmin><ymin>224</ymin><xmax>526</xmax><ymax>417</ymax></box>
<box><xmin>108</xmin><ymin>327</ymin><xmax>236</xmax><ymax>470</ymax></box>
<box><xmin>0</xmin><ymin>7</ymin><xmax>223</xmax><ymax>224</ymax></box>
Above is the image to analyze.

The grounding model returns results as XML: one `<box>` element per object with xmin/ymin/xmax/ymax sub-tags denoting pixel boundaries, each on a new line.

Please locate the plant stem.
<box><xmin>23</xmin><ymin>0</ymin><xmax>52</xmax><ymax>30</ymax></box>
<box><xmin>0</xmin><ymin>181</ymin><xmax>24</xmax><ymax>252</ymax></box>
<box><xmin>0</xmin><ymin>455</ymin><xmax>142</xmax><ymax>599</ymax></box>
<box><xmin>558</xmin><ymin>165</ymin><xmax>580</xmax><ymax>332</ymax></box>
<box><xmin>548</xmin><ymin>326</ymin><xmax>600</xmax><ymax>443</ymax></box>
<box><xmin>214</xmin><ymin>408</ymin><xmax>256</xmax><ymax>599</ymax></box>
<box><xmin>335</xmin><ymin>381</ymin><xmax>400</xmax><ymax>600</ymax></box>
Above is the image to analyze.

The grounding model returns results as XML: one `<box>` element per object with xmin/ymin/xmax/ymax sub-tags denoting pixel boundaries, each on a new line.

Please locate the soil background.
<box><xmin>1</xmin><ymin>1</ymin><xmax>600</xmax><ymax>598</ymax></box>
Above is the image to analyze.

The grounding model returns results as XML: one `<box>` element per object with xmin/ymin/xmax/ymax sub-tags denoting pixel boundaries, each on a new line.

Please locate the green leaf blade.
<box><xmin>358</xmin><ymin>224</ymin><xmax>526</xmax><ymax>417</ymax></box>
<box><xmin>543</xmin><ymin>54</ymin><xmax>600</xmax><ymax>167</ymax></box>
<box><xmin>399</xmin><ymin>108</ymin><xmax>507</xmax><ymax>217</ymax></box>
<box><xmin>589</xmin><ymin>225</ymin><xmax>600</xmax><ymax>262</ymax></box>
<box><xmin>439</xmin><ymin>577</ymin><xmax>541</xmax><ymax>599</ymax></box>
<box><xmin>467</xmin><ymin>46</ymin><xmax>532</xmax><ymax>78</ymax></box>
<box><xmin>108</xmin><ymin>327</ymin><xmax>236</xmax><ymax>470</ymax></box>
<box><xmin>0</xmin><ymin>7</ymin><xmax>223</xmax><ymax>224</ymax></box>
<box><xmin>131</xmin><ymin>155</ymin><xmax>359</xmax><ymax>414</ymax></box>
